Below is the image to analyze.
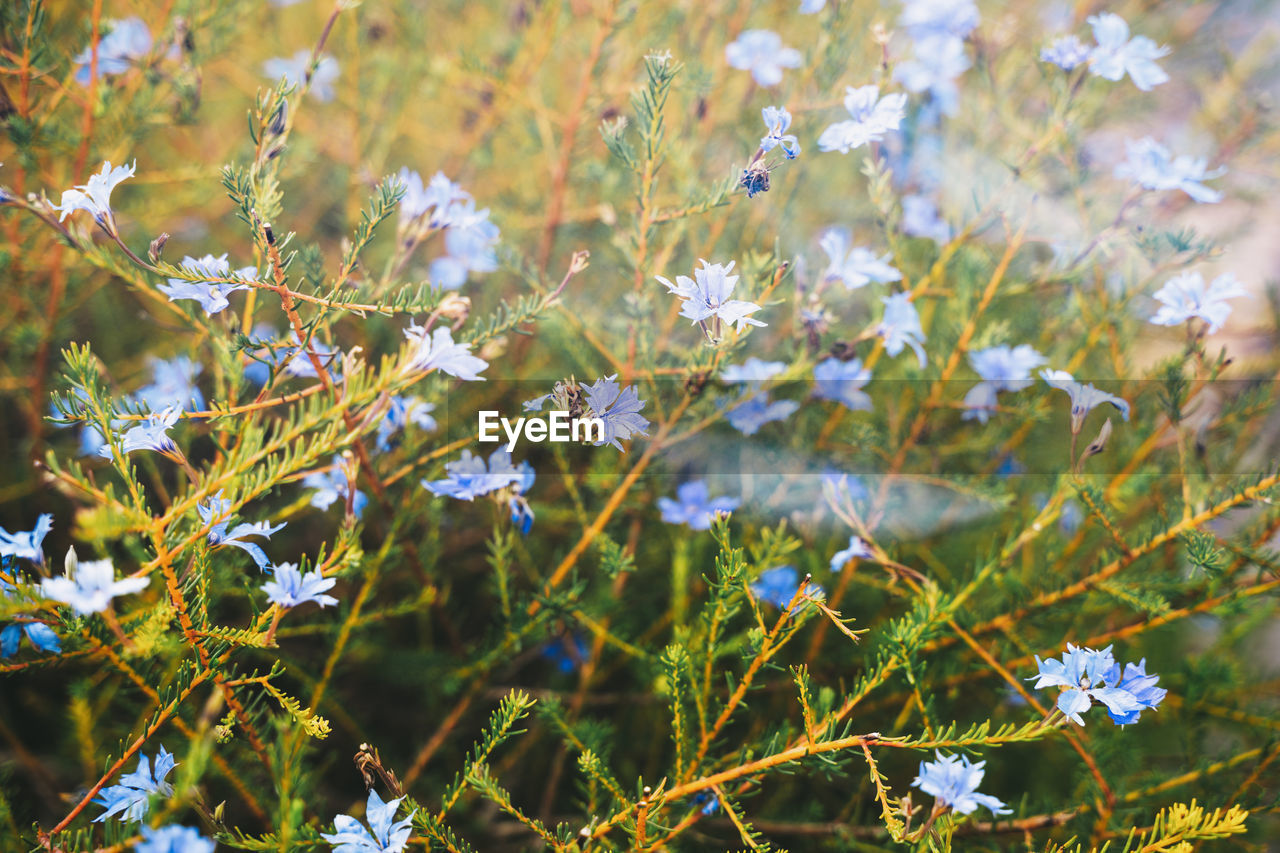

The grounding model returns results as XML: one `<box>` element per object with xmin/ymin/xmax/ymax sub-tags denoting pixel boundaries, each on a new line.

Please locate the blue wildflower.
<box><xmin>0</xmin><ymin>514</ymin><xmax>53</xmax><ymax>565</ymax></box>
<box><xmin>751</xmin><ymin>566</ymin><xmax>823</xmax><ymax>613</ymax></box>
<box><xmin>817</xmin><ymin>85</ymin><xmax>907</xmax><ymax>154</ymax></box>
<box><xmin>375</xmin><ymin>396</ymin><xmax>438</xmax><ymax>453</ymax></box>
<box><xmin>73</xmin><ymin>18</ymin><xmax>152</xmax><ymax>85</ymax></box>
<box><xmin>819</xmin><ymin>228</ymin><xmax>901</xmax><ymax>290</ymax></box>
<box><xmin>509</xmin><ymin>461</ymin><xmax>536</xmax><ymax>535</ymax></box>
<box><xmin>582</xmin><ymin>374</ymin><xmax>650</xmax><ymax>451</ymax></box>
<box><xmin>725</xmin><ymin>394</ymin><xmax>799</xmax><ymax>435</ymax></box>
<box><xmin>1102</xmin><ymin>658</ymin><xmax>1167</xmax><ymax>725</ymax></box>
<box><xmin>263</xmin><ymin>562</ymin><xmax>338</xmax><ymax>610</ymax></box>
<box><xmin>52</xmin><ymin>160</ymin><xmax>135</xmax><ymax>231</ymax></box>
<box><xmin>898</xmin><ymin>0</ymin><xmax>979</xmax><ymax>43</ymax></box>
<box><xmin>877</xmin><ymin>293</ymin><xmax>927</xmax><ymax>367</ymax></box>
<box><xmin>429</xmin><ymin>199</ymin><xmax>500</xmax><ymax>289</ymax></box>
<box><xmin>1114</xmin><ymin>137</ymin><xmax>1224</xmax><ymax>203</ymax></box>
<box><xmin>42</xmin><ymin>555</ymin><xmax>149</xmax><ymax>616</ymax></box>
<box><xmin>962</xmin><ymin>345</ymin><xmax>1046</xmax><ymax>423</ymax></box>
<box><xmin>1040</xmin><ymin>35</ymin><xmax>1091</xmax><ymax>71</ymax></box>
<box><xmin>659</xmin><ymin>481</ymin><xmax>740</xmax><ymax>531</ymax></box>
<box><xmin>135</xmin><ymin>825</ymin><xmax>215</xmax><ymax>853</ymax></box>
<box><xmin>263</xmin><ymin>50</ymin><xmax>340</xmax><ymax>102</ymax></box>
<box><xmin>725</xmin><ymin>30</ymin><xmax>802</xmax><ymax>87</ymax></box>
<box><xmin>0</xmin><ymin>619</ymin><xmax>61</xmax><ymax>658</ymax></box>
<box><xmin>1149</xmin><ymin>271</ymin><xmax>1247</xmax><ymax>334</ymax></box>
<box><xmin>397</xmin><ymin>169</ymin><xmax>469</xmax><ymax>229</ymax></box>
<box><xmin>422</xmin><ymin>449</ymin><xmax>524</xmax><ymax>500</ymax></box>
<box><xmin>402</xmin><ymin>323</ymin><xmax>489</xmax><ymax>381</ymax></box>
<box><xmin>911</xmin><ymin>752</ymin><xmax>1010</xmax><ymax>816</ymax></box>
<box><xmin>893</xmin><ymin>35</ymin><xmax>970</xmax><ymax>116</ymax></box>
<box><xmin>1087</xmin><ymin>13</ymin><xmax>1169</xmax><ymax>91</ymax></box>
<box><xmin>157</xmin><ymin>254</ymin><xmax>257</xmax><ymax>315</ymax></box>
<box><xmin>830</xmin><ymin>535</ymin><xmax>873</xmax><ymax>572</ymax></box>
<box><xmin>135</xmin><ymin>356</ymin><xmax>205</xmax><ymax>413</ymax></box>
<box><xmin>723</xmin><ymin>358</ymin><xmax>786</xmax><ymax>384</ymax></box>
<box><xmin>901</xmin><ymin>194</ymin><xmax>951</xmax><ymax>243</ymax></box>
<box><xmin>97</xmin><ymin>407</ymin><xmax>181</xmax><ymax>459</ymax></box>
<box><xmin>813</xmin><ymin>357</ymin><xmax>872</xmax><ymax>412</ymax></box>
<box><xmin>304</xmin><ymin>458</ymin><xmax>368</xmax><ymax>519</ymax></box>
<box><xmin>321</xmin><ymin>788</ymin><xmax>415</xmax><ymax>853</ymax></box>
<box><xmin>1030</xmin><ymin>644</ymin><xmax>1151</xmax><ymax>725</ymax></box>
<box><xmin>759</xmin><ymin>106</ymin><xmax>801</xmax><ymax>159</ymax></box>
<box><xmin>93</xmin><ymin>746</ymin><xmax>176</xmax><ymax>822</ymax></box>
<box><xmin>541</xmin><ymin>634</ymin><xmax>589</xmax><ymax>674</ymax></box>
<box><xmin>656</xmin><ymin>260</ymin><xmax>766</xmax><ymax>337</ymax></box>
<box><xmin>197</xmin><ymin>492</ymin><xmax>286</xmax><ymax>572</ymax></box>
<box><xmin>1041</xmin><ymin>369</ymin><xmax>1130</xmax><ymax>434</ymax></box>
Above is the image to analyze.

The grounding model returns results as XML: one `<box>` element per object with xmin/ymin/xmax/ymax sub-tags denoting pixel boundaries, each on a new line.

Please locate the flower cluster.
<box><xmin>1030</xmin><ymin>644</ymin><xmax>1167</xmax><ymax>726</ymax></box>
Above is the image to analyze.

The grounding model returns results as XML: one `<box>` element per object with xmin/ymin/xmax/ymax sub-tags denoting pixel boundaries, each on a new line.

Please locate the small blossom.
<box><xmin>263</xmin><ymin>562</ymin><xmax>338</xmax><ymax>610</ymax></box>
<box><xmin>723</xmin><ymin>358</ymin><xmax>787</xmax><ymax>384</ymax></box>
<box><xmin>901</xmin><ymin>194</ymin><xmax>951</xmax><ymax>243</ymax></box>
<box><xmin>429</xmin><ymin>199</ymin><xmax>500</xmax><ymax>289</ymax></box>
<box><xmin>52</xmin><ymin>160</ymin><xmax>136</xmax><ymax>228</ymax></box>
<box><xmin>830</xmin><ymin>535</ymin><xmax>873</xmax><ymax>571</ymax></box>
<box><xmin>1040</xmin><ymin>34</ymin><xmax>1091</xmax><ymax>71</ymax></box>
<box><xmin>375</xmin><ymin>396</ymin><xmax>438</xmax><ymax>453</ymax></box>
<box><xmin>817</xmin><ymin>85</ymin><xmax>907</xmax><ymax>154</ymax></box>
<box><xmin>911</xmin><ymin>752</ymin><xmax>1010</xmax><ymax>816</ymax></box>
<box><xmin>73</xmin><ymin>18</ymin><xmax>152</xmax><ymax>85</ymax></box>
<box><xmin>759</xmin><ymin>106</ymin><xmax>800</xmax><ymax>159</ymax></box>
<box><xmin>93</xmin><ymin>746</ymin><xmax>175</xmax><ymax>822</ymax></box>
<box><xmin>508</xmin><ymin>462</ymin><xmax>536</xmax><ymax>535</ymax></box>
<box><xmin>135</xmin><ymin>825</ymin><xmax>215</xmax><ymax>853</ymax></box>
<box><xmin>157</xmin><ymin>254</ymin><xmax>257</xmax><ymax>315</ymax></box>
<box><xmin>0</xmin><ymin>620</ymin><xmax>62</xmax><ymax>658</ymax></box>
<box><xmin>582</xmin><ymin>375</ymin><xmax>651</xmax><ymax>451</ymax></box>
<box><xmin>659</xmin><ymin>481</ymin><xmax>741</xmax><ymax>530</ymax></box>
<box><xmin>819</xmin><ymin>228</ymin><xmax>901</xmax><ymax>289</ymax></box>
<box><xmin>813</xmin><ymin>357</ymin><xmax>873</xmax><ymax>411</ymax></box>
<box><xmin>898</xmin><ymin>0</ymin><xmax>980</xmax><ymax>42</ymax></box>
<box><xmin>877</xmin><ymin>293</ymin><xmax>927</xmax><ymax>367</ymax></box>
<box><xmin>97</xmin><ymin>407</ymin><xmax>181</xmax><ymax>459</ymax></box>
<box><xmin>725</xmin><ymin>30</ymin><xmax>802</xmax><ymax>87</ymax></box>
<box><xmin>423</xmin><ymin>449</ymin><xmax>524</xmax><ymax>500</ymax></box>
<box><xmin>397</xmin><ymin>169</ymin><xmax>469</xmax><ymax>229</ymax></box>
<box><xmin>962</xmin><ymin>345</ymin><xmax>1047</xmax><ymax>423</ymax></box>
<box><xmin>198</xmin><ymin>492</ymin><xmax>286</xmax><ymax>572</ymax></box>
<box><xmin>893</xmin><ymin>36</ymin><xmax>970</xmax><ymax>116</ymax></box>
<box><xmin>263</xmin><ymin>50</ymin><xmax>340</xmax><ymax>102</ymax></box>
<box><xmin>135</xmin><ymin>356</ymin><xmax>205</xmax><ymax>413</ymax></box>
<box><xmin>1149</xmin><ymin>271</ymin><xmax>1248</xmax><ymax>334</ymax></box>
<box><xmin>1114</xmin><ymin>137</ymin><xmax>1224</xmax><ymax>203</ymax></box>
<box><xmin>1041</xmin><ymin>369</ymin><xmax>1130</xmax><ymax>433</ymax></box>
<box><xmin>402</xmin><ymin>323</ymin><xmax>489</xmax><ymax>380</ymax></box>
<box><xmin>656</xmin><ymin>260</ymin><xmax>766</xmax><ymax>336</ymax></box>
<box><xmin>0</xmin><ymin>514</ymin><xmax>53</xmax><ymax>565</ymax></box>
<box><xmin>1029</xmin><ymin>644</ymin><xmax>1146</xmax><ymax>725</ymax></box>
<box><xmin>541</xmin><ymin>634</ymin><xmax>589</xmax><ymax>673</ymax></box>
<box><xmin>725</xmin><ymin>394</ymin><xmax>799</xmax><ymax>435</ymax></box>
<box><xmin>1103</xmin><ymin>658</ymin><xmax>1167</xmax><ymax>725</ymax></box>
<box><xmin>321</xmin><ymin>789</ymin><xmax>415</xmax><ymax>853</ymax></box>
<box><xmin>42</xmin><ymin>556</ymin><xmax>149</xmax><ymax>616</ymax></box>
<box><xmin>1087</xmin><ymin>13</ymin><xmax>1169</xmax><ymax>91</ymax></box>
<box><xmin>304</xmin><ymin>457</ymin><xmax>368</xmax><ymax>519</ymax></box>
<box><xmin>750</xmin><ymin>566</ymin><xmax>823</xmax><ymax>613</ymax></box>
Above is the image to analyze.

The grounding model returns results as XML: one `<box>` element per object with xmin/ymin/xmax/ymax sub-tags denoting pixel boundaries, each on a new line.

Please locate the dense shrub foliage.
<box><xmin>1</xmin><ymin>0</ymin><xmax>1278</xmax><ymax>850</ymax></box>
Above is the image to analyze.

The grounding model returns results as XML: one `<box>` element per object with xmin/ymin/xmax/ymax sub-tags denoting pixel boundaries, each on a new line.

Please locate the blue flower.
<box><xmin>422</xmin><ymin>449</ymin><xmax>524</xmax><ymax>500</ymax></box>
<box><xmin>1102</xmin><ymin>658</ymin><xmax>1167</xmax><ymax>725</ymax></box>
<box><xmin>375</xmin><ymin>396</ymin><xmax>438</xmax><ymax>453</ymax></box>
<box><xmin>53</xmin><ymin>160</ymin><xmax>135</xmax><ymax>229</ymax></box>
<box><xmin>830</xmin><ymin>535</ymin><xmax>873</xmax><ymax>572</ymax></box>
<box><xmin>397</xmin><ymin>169</ymin><xmax>470</xmax><ymax>229</ymax></box>
<box><xmin>901</xmin><ymin>194</ymin><xmax>951</xmax><ymax>243</ymax></box>
<box><xmin>321</xmin><ymin>788</ymin><xmax>415</xmax><ymax>853</ymax></box>
<box><xmin>402</xmin><ymin>324</ymin><xmax>489</xmax><ymax>381</ymax></box>
<box><xmin>582</xmin><ymin>374</ymin><xmax>650</xmax><ymax>451</ymax></box>
<box><xmin>962</xmin><ymin>345</ymin><xmax>1046</xmax><ymax>423</ymax></box>
<box><xmin>304</xmin><ymin>458</ymin><xmax>368</xmax><ymax>519</ymax></box>
<box><xmin>509</xmin><ymin>462</ymin><xmax>537</xmax><ymax>535</ymax></box>
<box><xmin>97</xmin><ymin>407</ymin><xmax>181</xmax><ymax>459</ymax></box>
<box><xmin>263</xmin><ymin>50</ymin><xmax>340</xmax><ymax>102</ymax></box>
<box><xmin>725</xmin><ymin>30</ymin><xmax>802</xmax><ymax>87</ymax></box>
<box><xmin>430</xmin><ymin>200</ymin><xmax>500</xmax><ymax>289</ymax></box>
<box><xmin>1114</xmin><ymin>137</ymin><xmax>1224</xmax><ymax>203</ymax></box>
<box><xmin>877</xmin><ymin>293</ymin><xmax>927</xmax><ymax>367</ymax></box>
<box><xmin>1087</xmin><ymin>13</ymin><xmax>1169</xmax><ymax>91</ymax></box>
<box><xmin>659</xmin><ymin>481</ymin><xmax>741</xmax><ymax>530</ymax></box>
<box><xmin>1149</xmin><ymin>271</ymin><xmax>1247</xmax><ymax>334</ymax></box>
<box><xmin>93</xmin><ymin>746</ymin><xmax>176</xmax><ymax>822</ymax></box>
<box><xmin>1040</xmin><ymin>35</ymin><xmax>1091</xmax><ymax>71</ymax></box>
<box><xmin>813</xmin><ymin>357</ymin><xmax>872</xmax><ymax>412</ymax></box>
<box><xmin>0</xmin><ymin>620</ymin><xmax>61</xmax><ymax>658</ymax></box>
<box><xmin>0</xmin><ymin>514</ymin><xmax>53</xmax><ymax>565</ymax></box>
<box><xmin>893</xmin><ymin>36</ymin><xmax>970</xmax><ymax>117</ymax></box>
<box><xmin>818</xmin><ymin>228</ymin><xmax>901</xmax><ymax>290</ymax></box>
<box><xmin>135</xmin><ymin>356</ymin><xmax>205</xmax><ymax>413</ymax></box>
<box><xmin>42</xmin><ymin>556</ymin><xmax>149</xmax><ymax>616</ymax></box>
<box><xmin>656</xmin><ymin>260</ymin><xmax>766</xmax><ymax>337</ymax></box>
<box><xmin>1041</xmin><ymin>369</ymin><xmax>1130</xmax><ymax>434</ymax></box>
<box><xmin>725</xmin><ymin>394</ymin><xmax>799</xmax><ymax>435</ymax></box>
<box><xmin>898</xmin><ymin>0</ymin><xmax>980</xmax><ymax>43</ymax></box>
<box><xmin>73</xmin><ymin>18</ymin><xmax>152</xmax><ymax>85</ymax></box>
<box><xmin>799</xmin><ymin>0</ymin><xmax>826</xmax><ymax>13</ymax></box>
<box><xmin>157</xmin><ymin>254</ymin><xmax>257</xmax><ymax>315</ymax></box>
<box><xmin>911</xmin><ymin>752</ymin><xmax>1010</xmax><ymax>816</ymax></box>
<box><xmin>263</xmin><ymin>562</ymin><xmax>338</xmax><ymax>610</ymax></box>
<box><xmin>759</xmin><ymin>106</ymin><xmax>800</xmax><ymax>159</ymax></box>
<box><xmin>722</xmin><ymin>358</ymin><xmax>786</xmax><ymax>384</ymax></box>
<box><xmin>541</xmin><ymin>634</ymin><xmax>589</xmax><ymax>674</ymax></box>
<box><xmin>750</xmin><ymin>566</ymin><xmax>823</xmax><ymax>613</ymax></box>
<box><xmin>1029</xmin><ymin>644</ymin><xmax>1147</xmax><ymax>725</ymax></box>
<box><xmin>198</xmin><ymin>492</ymin><xmax>286</xmax><ymax>572</ymax></box>
<box><xmin>817</xmin><ymin>85</ymin><xmax>907</xmax><ymax>154</ymax></box>
<box><xmin>135</xmin><ymin>824</ymin><xmax>215</xmax><ymax>853</ymax></box>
